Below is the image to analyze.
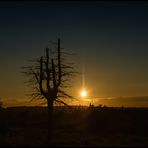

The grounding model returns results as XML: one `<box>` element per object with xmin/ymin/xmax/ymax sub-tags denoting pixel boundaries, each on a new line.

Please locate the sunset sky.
<box><xmin>0</xmin><ymin>1</ymin><xmax>148</xmax><ymax>107</ymax></box>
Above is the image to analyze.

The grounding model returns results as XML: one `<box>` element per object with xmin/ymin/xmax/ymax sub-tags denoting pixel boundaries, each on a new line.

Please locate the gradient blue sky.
<box><xmin>0</xmin><ymin>1</ymin><xmax>148</xmax><ymax>107</ymax></box>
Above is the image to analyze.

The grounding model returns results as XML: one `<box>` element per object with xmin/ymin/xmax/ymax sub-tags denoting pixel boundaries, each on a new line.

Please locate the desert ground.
<box><xmin>1</xmin><ymin>106</ymin><xmax>148</xmax><ymax>146</ymax></box>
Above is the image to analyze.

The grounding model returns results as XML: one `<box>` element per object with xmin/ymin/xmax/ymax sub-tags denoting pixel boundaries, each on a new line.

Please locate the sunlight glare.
<box><xmin>81</xmin><ymin>89</ymin><xmax>87</xmax><ymax>97</ymax></box>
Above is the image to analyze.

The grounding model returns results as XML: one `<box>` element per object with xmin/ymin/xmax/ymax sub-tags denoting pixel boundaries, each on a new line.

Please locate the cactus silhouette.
<box><xmin>21</xmin><ymin>38</ymin><xmax>76</xmax><ymax>143</ymax></box>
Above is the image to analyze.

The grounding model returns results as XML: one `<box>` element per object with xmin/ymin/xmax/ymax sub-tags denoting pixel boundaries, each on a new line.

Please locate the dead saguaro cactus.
<box><xmin>21</xmin><ymin>38</ymin><xmax>76</xmax><ymax>142</ymax></box>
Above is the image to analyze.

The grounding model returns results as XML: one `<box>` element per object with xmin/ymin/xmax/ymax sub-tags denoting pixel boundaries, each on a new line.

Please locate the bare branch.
<box><xmin>45</xmin><ymin>48</ymin><xmax>51</xmax><ymax>92</ymax></box>
<box><xmin>58</xmin><ymin>89</ymin><xmax>74</xmax><ymax>99</ymax></box>
<box><xmin>55</xmin><ymin>98</ymin><xmax>70</xmax><ymax>107</ymax></box>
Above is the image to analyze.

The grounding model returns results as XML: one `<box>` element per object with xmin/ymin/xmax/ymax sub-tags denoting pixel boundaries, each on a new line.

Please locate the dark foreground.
<box><xmin>1</xmin><ymin>106</ymin><xmax>148</xmax><ymax>146</ymax></box>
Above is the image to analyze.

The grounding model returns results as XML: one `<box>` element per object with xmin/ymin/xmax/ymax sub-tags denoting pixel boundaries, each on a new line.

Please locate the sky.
<box><xmin>0</xmin><ymin>1</ymin><xmax>148</xmax><ymax>107</ymax></box>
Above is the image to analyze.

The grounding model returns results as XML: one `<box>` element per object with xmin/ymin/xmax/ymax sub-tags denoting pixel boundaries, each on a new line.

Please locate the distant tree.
<box><xmin>21</xmin><ymin>38</ymin><xmax>76</xmax><ymax>143</ymax></box>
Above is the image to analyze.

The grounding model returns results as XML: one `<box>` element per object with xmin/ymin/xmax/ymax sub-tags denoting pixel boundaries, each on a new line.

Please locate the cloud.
<box><xmin>94</xmin><ymin>96</ymin><xmax>148</xmax><ymax>107</ymax></box>
<box><xmin>2</xmin><ymin>98</ymin><xmax>45</xmax><ymax>108</ymax></box>
<box><xmin>109</xmin><ymin>96</ymin><xmax>148</xmax><ymax>102</ymax></box>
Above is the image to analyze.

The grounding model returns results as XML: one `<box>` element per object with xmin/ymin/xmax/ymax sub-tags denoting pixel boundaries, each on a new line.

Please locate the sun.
<box><xmin>80</xmin><ymin>89</ymin><xmax>87</xmax><ymax>97</ymax></box>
